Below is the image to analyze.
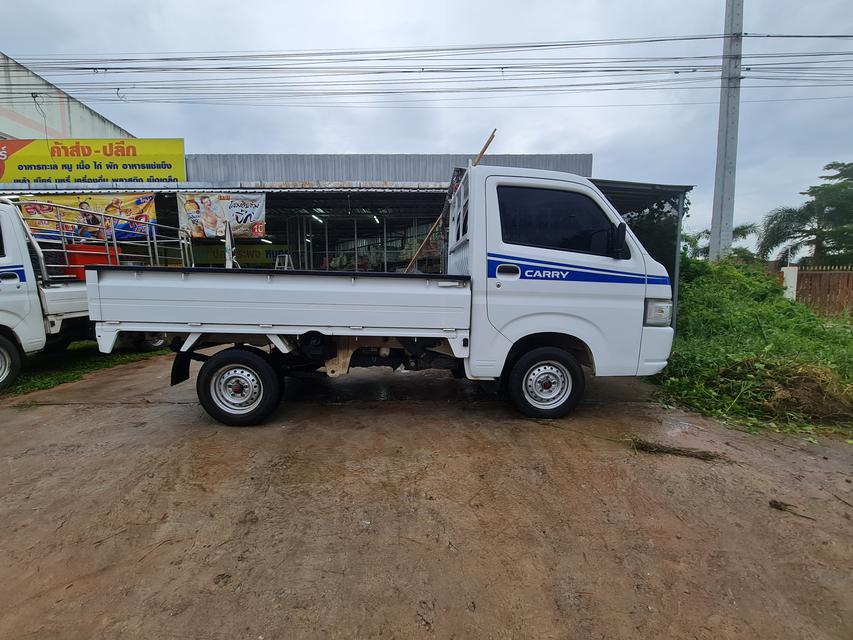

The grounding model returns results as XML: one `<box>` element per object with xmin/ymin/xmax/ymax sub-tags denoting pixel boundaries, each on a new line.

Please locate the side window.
<box><xmin>498</xmin><ymin>186</ymin><xmax>616</xmax><ymax>256</ymax></box>
<box><xmin>0</xmin><ymin>219</ymin><xmax>5</xmax><ymax>257</ymax></box>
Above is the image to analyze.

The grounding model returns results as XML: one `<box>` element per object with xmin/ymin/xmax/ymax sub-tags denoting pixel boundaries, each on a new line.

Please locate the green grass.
<box><xmin>656</xmin><ymin>258</ymin><xmax>853</xmax><ymax>437</ymax></box>
<box><xmin>2</xmin><ymin>341</ymin><xmax>169</xmax><ymax>396</ymax></box>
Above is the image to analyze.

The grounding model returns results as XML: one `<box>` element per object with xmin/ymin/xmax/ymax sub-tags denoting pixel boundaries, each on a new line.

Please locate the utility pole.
<box><xmin>709</xmin><ymin>0</ymin><xmax>744</xmax><ymax>260</ymax></box>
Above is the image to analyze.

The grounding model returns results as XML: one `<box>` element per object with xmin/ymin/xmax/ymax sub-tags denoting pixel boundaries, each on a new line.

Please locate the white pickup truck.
<box><xmin>0</xmin><ymin>198</ymin><xmax>190</xmax><ymax>389</ymax></box>
<box><xmin>84</xmin><ymin>165</ymin><xmax>674</xmax><ymax>425</ymax></box>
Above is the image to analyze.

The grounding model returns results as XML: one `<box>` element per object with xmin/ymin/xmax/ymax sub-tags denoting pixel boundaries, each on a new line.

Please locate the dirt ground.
<box><xmin>0</xmin><ymin>355</ymin><xmax>851</xmax><ymax>640</ymax></box>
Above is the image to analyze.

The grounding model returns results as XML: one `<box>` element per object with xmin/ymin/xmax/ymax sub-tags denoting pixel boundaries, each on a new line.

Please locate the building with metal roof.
<box><xmin>183</xmin><ymin>153</ymin><xmax>593</xmax><ymax>184</ymax></box>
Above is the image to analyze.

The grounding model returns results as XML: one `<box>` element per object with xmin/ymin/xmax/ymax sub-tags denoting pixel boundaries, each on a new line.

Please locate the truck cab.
<box><xmin>449</xmin><ymin>165</ymin><xmax>673</xmax><ymax>382</ymax></box>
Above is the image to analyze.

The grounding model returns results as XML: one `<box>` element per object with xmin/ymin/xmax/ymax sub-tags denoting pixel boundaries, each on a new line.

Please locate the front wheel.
<box><xmin>196</xmin><ymin>348</ymin><xmax>281</xmax><ymax>426</ymax></box>
<box><xmin>507</xmin><ymin>347</ymin><xmax>584</xmax><ymax>419</ymax></box>
<box><xmin>0</xmin><ymin>335</ymin><xmax>23</xmax><ymax>392</ymax></box>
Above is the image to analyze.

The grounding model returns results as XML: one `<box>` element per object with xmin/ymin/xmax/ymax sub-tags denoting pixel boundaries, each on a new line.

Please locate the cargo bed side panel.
<box><xmin>90</xmin><ymin>269</ymin><xmax>471</xmax><ymax>331</ymax></box>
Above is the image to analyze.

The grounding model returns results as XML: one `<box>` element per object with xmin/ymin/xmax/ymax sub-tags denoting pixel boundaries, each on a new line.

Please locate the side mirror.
<box><xmin>611</xmin><ymin>222</ymin><xmax>629</xmax><ymax>259</ymax></box>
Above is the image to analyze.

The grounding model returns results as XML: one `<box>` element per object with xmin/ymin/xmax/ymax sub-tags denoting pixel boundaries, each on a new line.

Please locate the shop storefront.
<box><xmin>152</xmin><ymin>188</ymin><xmax>449</xmax><ymax>273</ymax></box>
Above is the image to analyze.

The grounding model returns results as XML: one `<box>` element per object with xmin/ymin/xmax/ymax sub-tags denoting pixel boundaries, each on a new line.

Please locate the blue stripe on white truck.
<box><xmin>0</xmin><ymin>264</ymin><xmax>27</xmax><ymax>283</ymax></box>
<box><xmin>487</xmin><ymin>253</ymin><xmax>669</xmax><ymax>285</ymax></box>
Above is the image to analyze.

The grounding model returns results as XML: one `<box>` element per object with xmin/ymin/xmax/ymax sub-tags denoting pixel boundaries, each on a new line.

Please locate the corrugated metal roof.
<box><xmin>590</xmin><ymin>178</ymin><xmax>693</xmax><ymax>213</ymax></box>
<box><xmin>184</xmin><ymin>153</ymin><xmax>594</xmax><ymax>183</ymax></box>
<box><xmin>0</xmin><ymin>154</ymin><xmax>593</xmax><ymax>193</ymax></box>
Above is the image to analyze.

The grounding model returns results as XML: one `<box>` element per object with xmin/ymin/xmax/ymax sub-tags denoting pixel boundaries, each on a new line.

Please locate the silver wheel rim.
<box><xmin>210</xmin><ymin>365</ymin><xmax>263</xmax><ymax>415</ymax></box>
<box><xmin>0</xmin><ymin>347</ymin><xmax>10</xmax><ymax>384</ymax></box>
<box><xmin>523</xmin><ymin>360</ymin><xmax>572</xmax><ymax>409</ymax></box>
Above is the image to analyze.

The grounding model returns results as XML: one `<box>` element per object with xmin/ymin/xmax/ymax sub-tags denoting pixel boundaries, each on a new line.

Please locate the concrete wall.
<box><xmin>186</xmin><ymin>153</ymin><xmax>593</xmax><ymax>183</ymax></box>
<box><xmin>0</xmin><ymin>53</ymin><xmax>132</xmax><ymax>139</ymax></box>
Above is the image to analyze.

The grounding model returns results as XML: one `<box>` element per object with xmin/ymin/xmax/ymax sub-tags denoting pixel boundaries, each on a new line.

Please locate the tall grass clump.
<box><xmin>658</xmin><ymin>258</ymin><xmax>852</xmax><ymax>435</ymax></box>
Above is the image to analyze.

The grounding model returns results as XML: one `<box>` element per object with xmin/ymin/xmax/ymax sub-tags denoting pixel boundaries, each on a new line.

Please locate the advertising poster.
<box><xmin>0</xmin><ymin>138</ymin><xmax>185</xmax><ymax>185</ymax></box>
<box><xmin>178</xmin><ymin>193</ymin><xmax>266</xmax><ymax>238</ymax></box>
<box><xmin>19</xmin><ymin>193</ymin><xmax>157</xmax><ymax>240</ymax></box>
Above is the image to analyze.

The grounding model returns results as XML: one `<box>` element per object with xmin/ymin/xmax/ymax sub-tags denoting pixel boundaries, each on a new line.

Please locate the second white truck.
<box><xmin>0</xmin><ymin>197</ymin><xmax>189</xmax><ymax>389</ymax></box>
<box><xmin>85</xmin><ymin>165</ymin><xmax>675</xmax><ymax>425</ymax></box>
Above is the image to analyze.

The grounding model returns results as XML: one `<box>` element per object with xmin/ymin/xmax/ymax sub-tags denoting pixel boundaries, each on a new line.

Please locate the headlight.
<box><xmin>645</xmin><ymin>299</ymin><xmax>673</xmax><ymax>326</ymax></box>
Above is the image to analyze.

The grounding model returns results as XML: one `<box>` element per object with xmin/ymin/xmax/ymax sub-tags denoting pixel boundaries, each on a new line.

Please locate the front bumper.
<box><xmin>637</xmin><ymin>326</ymin><xmax>674</xmax><ymax>375</ymax></box>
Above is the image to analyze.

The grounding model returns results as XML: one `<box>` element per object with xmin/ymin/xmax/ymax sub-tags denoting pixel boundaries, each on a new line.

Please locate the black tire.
<box><xmin>507</xmin><ymin>347</ymin><xmax>585</xmax><ymax>419</ymax></box>
<box><xmin>232</xmin><ymin>344</ymin><xmax>272</xmax><ymax>360</ymax></box>
<box><xmin>0</xmin><ymin>334</ymin><xmax>23</xmax><ymax>392</ymax></box>
<box><xmin>450</xmin><ymin>361</ymin><xmax>467</xmax><ymax>379</ymax></box>
<box><xmin>196</xmin><ymin>348</ymin><xmax>281</xmax><ymax>426</ymax></box>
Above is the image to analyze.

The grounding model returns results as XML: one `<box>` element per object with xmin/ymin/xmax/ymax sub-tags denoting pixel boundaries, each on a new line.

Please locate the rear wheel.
<box><xmin>0</xmin><ymin>335</ymin><xmax>23</xmax><ymax>391</ymax></box>
<box><xmin>196</xmin><ymin>348</ymin><xmax>281</xmax><ymax>426</ymax></box>
<box><xmin>507</xmin><ymin>347</ymin><xmax>584</xmax><ymax>419</ymax></box>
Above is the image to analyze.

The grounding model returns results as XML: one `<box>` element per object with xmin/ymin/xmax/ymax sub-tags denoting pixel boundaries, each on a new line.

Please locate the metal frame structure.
<box><xmin>0</xmin><ymin>197</ymin><xmax>194</xmax><ymax>284</ymax></box>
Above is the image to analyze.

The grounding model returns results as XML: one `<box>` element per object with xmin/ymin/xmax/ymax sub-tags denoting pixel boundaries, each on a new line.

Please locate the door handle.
<box><xmin>496</xmin><ymin>263</ymin><xmax>520</xmax><ymax>278</ymax></box>
<box><xmin>0</xmin><ymin>272</ymin><xmax>19</xmax><ymax>282</ymax></box>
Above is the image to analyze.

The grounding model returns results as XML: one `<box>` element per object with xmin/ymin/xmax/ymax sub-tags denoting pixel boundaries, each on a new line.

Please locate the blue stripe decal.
<box><xmin>487</xmin><ymin>254</ymin><xmax>670</xmax><ymax>285</ymax></box>
<box><xmin>0</xmin><ymin>264</ymin><xmax>27</xmax><ymax>283</ymax></box>
<box><xmin>488</xmin><ymin>252</ymin><xmax>670</xmax><ymax>284</ymax></box>
<box><xmin>489</xmin><ymin>252</ymin><xmax>645</xmax><ymax>278</ymax></box>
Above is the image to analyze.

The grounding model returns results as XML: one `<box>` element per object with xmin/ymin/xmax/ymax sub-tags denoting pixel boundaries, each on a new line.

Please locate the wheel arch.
<box><xmin>501</xmin><ymin>332</ymin><xmax>595</xmax><ymax>380</ymax></box>
<box><xmin>0</xmin><ymin>325</ymin><xmax>24</xmax><ymax>355</ymax></box>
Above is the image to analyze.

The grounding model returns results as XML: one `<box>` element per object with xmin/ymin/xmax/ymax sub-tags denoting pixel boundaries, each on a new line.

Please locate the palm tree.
<box><xmin>683</xmin><ymin>223</ymin><xmax>758</xmax><ymax>259</ymax></box>
<box><xmin>758</xmin><ymin>162</ymin><xmax>853</xmax><ymax>264</ymax></box>
<box><xmin>757</xmin><ymin>202</ymin><xmax>826</xmax><ymax>262</ymax></box>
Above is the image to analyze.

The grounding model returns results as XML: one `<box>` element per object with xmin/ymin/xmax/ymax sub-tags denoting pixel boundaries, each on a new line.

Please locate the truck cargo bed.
<box><xmin>85</xmin><ymin>265</ymin><xmax>471</xmax><ymax>338</ymax></box>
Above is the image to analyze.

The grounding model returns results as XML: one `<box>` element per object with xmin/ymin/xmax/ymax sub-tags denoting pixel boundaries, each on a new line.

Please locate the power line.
<box><xmin>22</xmin><ymin>94</ymin><xmax>845</xmax><ymax>110</ymax></box>
<box><xmin>10</xmin><ymin>31</ymin><xmax>852</xmax><ymax>63</ymax></box>
<box><xmin>4</xmin><ymin>33</ymin><xmax>851</xmax><ymax>109</ymax></box>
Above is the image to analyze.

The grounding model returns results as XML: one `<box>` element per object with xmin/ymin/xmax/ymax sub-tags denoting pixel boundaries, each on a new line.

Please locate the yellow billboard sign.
<box><xmin>0</xmin><ymin>138</ymin><xmax>185</xmax><ymax>185</ymax></box>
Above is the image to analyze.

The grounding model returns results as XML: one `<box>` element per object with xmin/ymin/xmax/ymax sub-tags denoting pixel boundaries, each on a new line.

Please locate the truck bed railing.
<box><xmin>1</xmin><ymin>198</ymin><xmax>194</xmax><ymax>284</ymax></box>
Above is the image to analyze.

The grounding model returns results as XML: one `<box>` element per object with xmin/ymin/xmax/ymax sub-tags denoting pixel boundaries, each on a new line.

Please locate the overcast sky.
<box><xmin>5</xmin><ymin>0</ymin><xmax>852</xmax><ymax>237</ymax></box>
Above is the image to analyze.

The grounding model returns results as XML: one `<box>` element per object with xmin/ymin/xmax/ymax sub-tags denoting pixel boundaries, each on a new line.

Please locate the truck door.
<box><xmin>0</xmin><ymin>207</ymin><xmax>33</xmax><ymax>336</ymax></box>
<box><xmin>484</xmin><ymin>176</ymin><xmax>649</xmax><ymax>376</ymax></box>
